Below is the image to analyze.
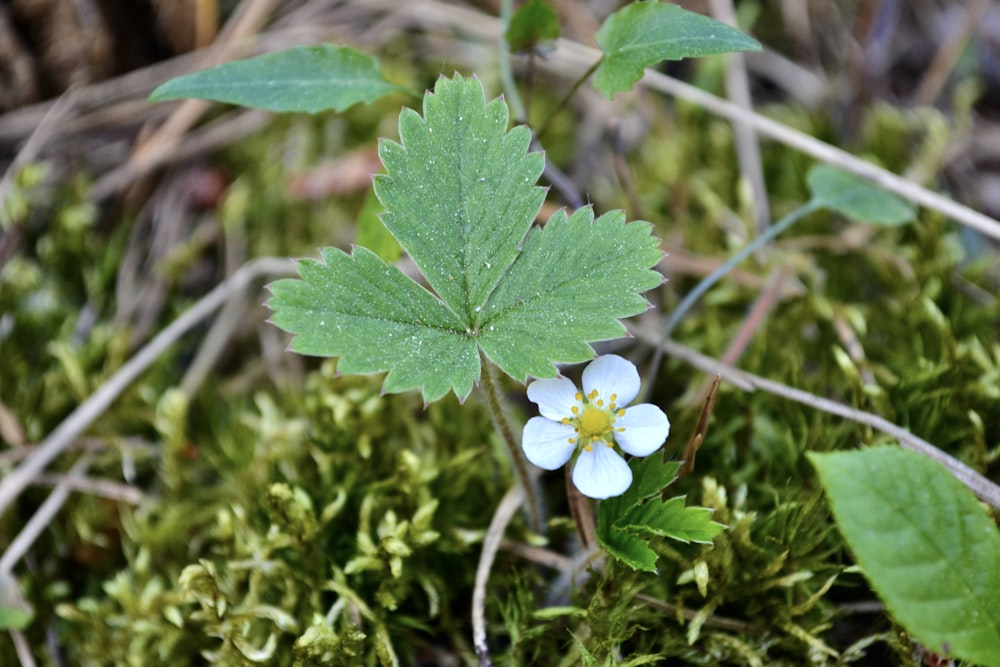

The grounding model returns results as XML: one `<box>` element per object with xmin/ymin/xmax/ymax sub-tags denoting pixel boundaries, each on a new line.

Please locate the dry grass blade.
<box><xmin>679</xmin><ymin>375</ymin><xmax>721</xmax><ymax>480</ymax></box>
<box><xmin>0</xmin><ymin>257</ymin><xmax>296</xmax><ymax>519</ymax></box>
<box><xmin>473</xmin><ymin>485</ymin><xmax>523</xmax><ymax>667</ymax></box>
<box><xmin>629</xmin><ymin>323</ymin><xmax>1000</xmax><ymax>512</ymax></box>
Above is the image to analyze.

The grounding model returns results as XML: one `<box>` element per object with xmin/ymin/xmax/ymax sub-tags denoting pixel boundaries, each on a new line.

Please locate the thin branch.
<box><xmin>0</xmin><ymin>257</ymin><xmax>296</xmax><ymax>519</ymax></box>
<box><xmin>709</xmin><ymin>0</ymin><xmax>770</xmax><ymax>233</ymax></box>
<box><xmin>0</xmin><ymin>453</ymin><xmax>95</xmax><ymax>577</ymax></box>
<box><xmin>629</xmin><ymin>324</ymin><xmax>1000</xmax><ymax>511</ymax></box>
<box><xmin>473</xmin><ymin>486</ymin><xmax>523</xmax><ymax>667</ymax></box>
<box><xmin>31</xmin><ymin>473</ymin><xmax>144</xmax><ymax>505</ymax></box>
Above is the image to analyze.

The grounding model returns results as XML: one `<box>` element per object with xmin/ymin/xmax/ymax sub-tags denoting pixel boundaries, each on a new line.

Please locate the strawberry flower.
<box><xmin>522</xmin><ymin>355</ymin><xmax>670</xmax><ymax>499</ymax></box>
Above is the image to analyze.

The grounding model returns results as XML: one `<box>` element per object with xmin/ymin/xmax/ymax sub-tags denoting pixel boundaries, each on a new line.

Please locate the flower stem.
<box><xmin>534</xmin><ymin>57</ymin><xmax>604</xmax><ymax>141</ymax></box>
<box><xmin>478</xmin><ymin>353</ymin><xmax>543</xmax><ymax>534</ymax></box>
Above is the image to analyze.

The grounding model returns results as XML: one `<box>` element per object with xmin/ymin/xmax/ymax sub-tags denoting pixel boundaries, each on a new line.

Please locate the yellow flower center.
<box><xmin>563</xmin><ymin>390</ymin><xmax>626</xmax><ymax>450</ymax></box>
<box><xmin>579</xmin><ymin>406</ymin><xmax>611</xmax><ymax>438</ymax></box>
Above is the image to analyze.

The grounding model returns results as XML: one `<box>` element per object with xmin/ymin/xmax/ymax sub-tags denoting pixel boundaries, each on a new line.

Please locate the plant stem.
<box><xmin>534</xmin><ymin>57</ymin><xmax>603</xmax><ymax>141</ymax></box>
<box><xmin>497</xmin><ymin>0</ymin><xmax>528</xmax><ymax>123</ymax></box>
<box><xmin>662</xmin><ymin>199</ymin><xmax>822</xmax><ymax>338</ymax></box>
<box><xmin>478</xmin><ymin>352</ymin><xmax>543</xmax><ymax>533</ymax></box>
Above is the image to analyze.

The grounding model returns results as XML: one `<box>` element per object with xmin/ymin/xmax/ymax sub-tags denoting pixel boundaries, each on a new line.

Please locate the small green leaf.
<box><xmin>269</xmin><ymin>76</ymin><xmax>663</xmax><ymax>401</ymax></box>
<box><xmin>598</xmin><ymin>456</ymin><xmax>724</xmax><ymax>572</ymax></box>
<box><xmin>149</xmin><ymin>45</ymin><xmax>405</xmax><ymax>113</ymax></box>
<box><xmin>807</xmin><ymin>165</ymin><xmax>915</xmax><ymax>226</ymax></box>
<box><xmin>809</xmin><ymin>446</ymin><xmax>1000</xmax><ymax>666</ymax></box>
<box><xmin>594</xmin><ymin>1</ymin><xmax>761</xmax><ymax>99</ymax></box>
<box><xmin>506</xmin><ymin>0</ymin><xmax>561</xmax><ymax>53</ymax></box>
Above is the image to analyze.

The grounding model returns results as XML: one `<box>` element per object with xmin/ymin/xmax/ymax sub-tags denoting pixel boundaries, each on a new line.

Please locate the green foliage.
<box><xmin>807</xmin><ymin>165</ymin><xmax>916</xmax><ymax>226</ymax></box>
<box><xmin>5</xmin><ymin>7</ymin><xmax>1000</xmax><ymax>666</ymax></box>
<box><xmin>51</xmin><ymin>370</ymin><xmax>503</xmax><ymax>665</ymax></box>
<box><xmin>594</xmin><ymin>1</ymin><xmax>761</xmax><ymax>98</ymax></box>
<box><xmin>269</xmin><ymin>76</ymin><xmax>663</xmax><ymax>401</ymax></box>
<box><xmin>809</xmin><ymin>446</ymin><xmax>1000</xmax><ymax>665</ymax></box>
<box><xmin>149</xmin><ymin>45</ymin><xmax>406</xmax><ymax>113</ymax></box>
<box><xmin>597</xmin><ymin>456</ymin><xmax>725</xmax><ymax>572</ymax></box>
<box><xmin>506</xmin><ymin>0</ymin><xmax>560</xmax><ymax>53</ymax></box>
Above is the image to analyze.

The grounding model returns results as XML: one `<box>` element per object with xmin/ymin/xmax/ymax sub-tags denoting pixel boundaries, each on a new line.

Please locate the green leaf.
<box><xmin>809</xmin><ymin>446</ymin><xmax>1000</xmax><ymax>665</ymax></box>
<box><xmin>807</xmin><ymin>165</ymin><xmax>916</xmax><ymax>226</ymax></box>
<box><xmin>269</xmin><ymin>76</ymin><xmax>663</xmax><ymax>401</ymax></box>
<box><xmin>478</xmin><ymin>207</ymin><xmax>663</xmax><ymax>381</ymax></box>
<box><xmin>374</xmin><ymin>76</ymin><xmax>547</xmax><ymax>321</ymax></box>
<box><xmin>597</xmin><ymin>456</ymin><xmax>725</xmax><ymax>572</ymax></box>
<box><xmin>594</xmin><ymin>1</ymin><xmax>762</xmax><ymax>99</ymax></box>
<box><xmin>149</xmin><ymin>45</ymin><xmax>405</xmax><ymax>113</ymax></box>
<box><xmin>506</xmin><ymin>0</ymin><xmax>561</xmax><ymax>53</ymax></box>
<box><xmin>268</xmin><ymin>246</ymin><xmax>479</xmax><ymax>402</ymax></box>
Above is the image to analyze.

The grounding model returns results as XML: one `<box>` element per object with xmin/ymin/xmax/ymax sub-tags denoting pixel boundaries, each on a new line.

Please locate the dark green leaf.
<box><xmin>594</xmin><ymin>2</ymin><xmax>761</xmax><ymax>99</ymax></box>
<box><xmin>598</xmin><ymin>456</ymin><xmax>724</xmax><ymax>572</ymax></box>
<box><xmin>506</xmin><ymin>0</ymin><xmax>561</xmax><ymax>53</ymax></box>
<box><xmin>809</xmin><ymin>447</ymin><xmax>1000</xmax><ymax>665</ymax></box>
<box><xmin>149</xmin><ymin>45</ymin><xmax>405</xmax><ymax>113</ymax></box>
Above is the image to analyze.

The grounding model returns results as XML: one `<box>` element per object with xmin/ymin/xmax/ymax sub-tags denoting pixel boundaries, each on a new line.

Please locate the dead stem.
<box><xmin>472</xmin><ymin>485</ymin><xmax>524</xmax><ymax>667</ymax></box>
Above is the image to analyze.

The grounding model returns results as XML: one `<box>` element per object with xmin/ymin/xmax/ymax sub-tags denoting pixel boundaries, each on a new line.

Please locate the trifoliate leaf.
<box><xmin>478</xmin><ymin>207</ymin><xmax>663</xmax><ymax>381</ymax></box>
<box><xmin>149</xmin><ymin>45</ymin><xmax>405</xmax><ymax>113</ymax></box>
<box><xmin>506</xmin><ymin>0</ymin><xmax>561</xmax><ymax>53</ymax></box>
<box><xmin>809</xmin><ymin>447</ymin><xmax>1000</xmax><ymax>666</ymax></box>
<box><xmin>594</xmin><ymin>2</ymin><xmax>762</xmax><ymax>99</ymax></box>
<box><xmin>807</xmin><ymin>165</ymin><xmax>915</xmax><ymax>226</ymax></box>
<box><xmin>598</xmin><ymin>456</ymin><xmax>725</xmax><ymax>572</ymax></box>
<box><xmin>269</xmin><ymin>76</ymin><xmax>664</xmax><ymax>402</ymax></box>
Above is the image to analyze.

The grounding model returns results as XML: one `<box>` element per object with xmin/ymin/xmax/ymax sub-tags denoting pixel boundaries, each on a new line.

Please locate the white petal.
<box><xmin>522</xmin><ymin>417</ymin><xmax>577</xmax><ymax>470</ymax></box>
<box><xmin>572</xmin><ymin>444</ymin><xmax>633</xmax><ymax>499</ymax></box>
<box><xmin>527</xmin><ymin>376</ymin><xmax>581</xmax><ymax>420</ymax></box>
<box><xmin>582</xmin><ymin>354</ymin><xmax>640</xmax><ymax>407</ymax></box>
<box><xmin>614</xmin><ymin>404</ymin><xmax>670</xmax><ymax>457</ymax></box>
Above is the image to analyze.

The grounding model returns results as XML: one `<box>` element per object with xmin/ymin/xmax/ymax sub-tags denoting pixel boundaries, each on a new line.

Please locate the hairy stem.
<box><xmin>478</xmin><ymin>353</ymin><xmax>543</xmax><ymax>534</ymax></box>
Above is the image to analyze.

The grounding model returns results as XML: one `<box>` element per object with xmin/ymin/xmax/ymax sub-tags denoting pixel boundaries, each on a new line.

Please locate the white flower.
<box><xmin>522</xmin><ymin>355</ymin><xmax>670</xmax><ymax>499</ymax></box>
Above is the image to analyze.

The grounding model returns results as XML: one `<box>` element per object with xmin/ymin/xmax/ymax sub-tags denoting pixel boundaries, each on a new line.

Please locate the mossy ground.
<box><xmin>2</xmin><ymin>4</ymin><xmax>1000</xmax><ymax>665</ymax></box>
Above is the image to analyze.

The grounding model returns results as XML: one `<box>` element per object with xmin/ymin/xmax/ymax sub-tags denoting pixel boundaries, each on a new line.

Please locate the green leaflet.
<box><xmin>809</xmin><ymin>447</ymin><xmax>1000</xmax><ymax>665</ymax></box>
<box><xmin>374</xmin><ymin>76</ymin><xmax>547</xmax><ymax>322</ymax></box>
<box><xmin>268</xmin><ymin>246</ymin><xmax>479</xmax><ymax>403</ymax></box>
<box><xmin>594</xmin><ymin>1</ymin><xmax>761</xmax><ymax>99</ymax></box>
<box><xmin>269</xmin><ymin>76</ymin><xmax>663</xmax><ymax>402</ymax></box>
<box><xmin>149</xmin><ymin>44</ymin><xmax>405</xmax><ymax>113</ymax></box>
<box><xmin>478</xmin><ymin>207</ymin><xmax>663</xmax><ymax>381</ymax></box>
<box><xmin>506</xmin><ymin>0</ymin><xmax>561</xmax><ymax>53</ymax></box>
<box><xmin>598</xmin><ymin>456</ymin><xmax>725</xmax><ymax>572</ymax></box>
<box><xmin>807</xmin><ymin>165</ymin><xmax>916</xmax><ymax>226</ymax></box>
